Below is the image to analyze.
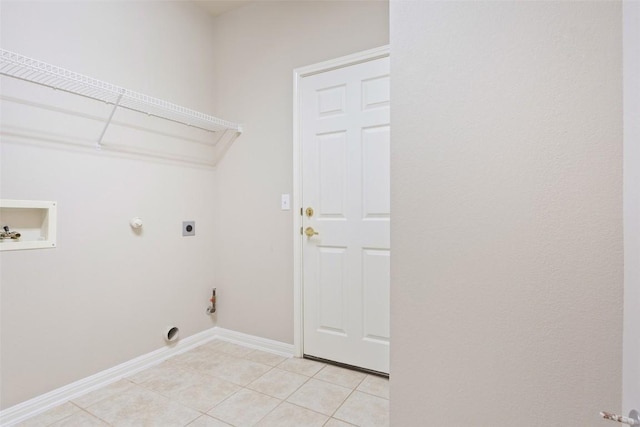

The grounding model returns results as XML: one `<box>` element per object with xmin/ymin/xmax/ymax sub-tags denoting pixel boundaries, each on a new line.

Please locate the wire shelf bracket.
<box><xmin>97</xmin><ymin>90</ymin><xmax>124</xmax><ymax>149</ymax></box>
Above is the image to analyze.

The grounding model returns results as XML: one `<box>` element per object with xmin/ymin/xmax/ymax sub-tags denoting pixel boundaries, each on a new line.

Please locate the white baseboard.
<box><xmin>0</xmin><ymin>327</ymin><xmax>293</xmax><ymax>426</ymax></box>
<box><xmin>214</xmin><ymin>327</ymin><xmax>294</xmax><ymax>357</ymax></box>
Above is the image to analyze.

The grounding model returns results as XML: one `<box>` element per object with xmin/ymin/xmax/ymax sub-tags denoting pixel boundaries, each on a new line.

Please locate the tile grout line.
<box><xmin>329</xmin><ymin>387</ymin><xmax>357</xmax><ymax>421</ymax></box>
<box><xmin>325</xmin><ymin>373</ymin><xmax>373</xmax><ymax>425</ymax></box>
<box><xmin>215</xmin><ymin>344</ymin><xmax>296</xmax><ymax>425</ymax></box>
<box><xmin>251</xmin><ymin>400</ymin><xmax>285</xmax><ymax>426</ymax></box>
<box><xmin>238</xmin><ymin>358</ymin><xmax>331</xmax><ymax>426</ymax></box>
<box><xmin>78</xmin><ymin>406</ymin><xmax>115</xmax><ymax>427</ymax></box>
<box><xmin>42</xmin><ymin>402</ymin><xmax>115</xmax><ymax>427</ymax></box>
<box><xmin>42</xmin><ymin>402</ymin><xmax>82</xmax><ymax>427</ymax></box>
<box><xmin>236</xmin><ymin>372</ymin><xmax>309</xmax><ymax>425</ymax></box>
<box><xmin>282</xmin><ymin>364</ymin><xmax>361</xmax><ymax>424</ymax></box>
<box><xmin>311</xmin><ymin>374</ymin><xmax>367</xmax><ymax>392</ymax></box>
<box><xmin>284</xmin><ymin>400</ymin><xmax>338</xmax><ymax>422</ymax></box>
<box><xmin>203</xmin><ymin>360</ymin><xmax>281</xmax><ymax>426</ymax></box>
<box><xmin>203</xmin><ymin>365</ymin><xmax>276</xmax><ymax>420</ymax></box>
<box><xmin>352</xmin><ymin>388</ymin><xmax>389</xmax><ymax>400</ymax></box>
<box><xmin>322</xmin><ymin>414</ymin><xmax>359</xmax><ymax>427</ymax></box>
<box><xmin>131</xmin><ymin>358</ymin><xmax>250</xmax><ymax>415</ymax></box>
<box><xmin>353</xmin><ymin>374</ymin><xmax>390</xmax><ymax>400</ymax></box>
<box><xmin>173</xmin><ymin>342</ymin><xmax>285</xmax><ymax>423</ymax></box>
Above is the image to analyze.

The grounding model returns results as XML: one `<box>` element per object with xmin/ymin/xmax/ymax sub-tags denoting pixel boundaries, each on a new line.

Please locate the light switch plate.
<box><xmin>281</xmin><ymin>194</ymin><xmax>291</xmax><ymax>210</ymax></box>
<box><xmin>182</xmin><ymin>221</ymin><xmax>195</xmax><ymax>236</ymax></box>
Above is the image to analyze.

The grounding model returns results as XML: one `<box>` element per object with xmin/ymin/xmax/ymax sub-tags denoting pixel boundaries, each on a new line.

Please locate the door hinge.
<box><xmin>300</xmin><ymin>207</ymin><xmax>303</xmax><ymax>216</ymax></box>
<box><xmin>300</xmin><ymin>227</ymin><xmax>303</xmax><ymax>235</ymax></box>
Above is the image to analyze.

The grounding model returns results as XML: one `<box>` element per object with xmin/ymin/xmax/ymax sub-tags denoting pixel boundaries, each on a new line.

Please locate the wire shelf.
<box><xmin>0</xmin><ymin>49</ymin><xmax>242</xmax><ymax>135</ymax></box>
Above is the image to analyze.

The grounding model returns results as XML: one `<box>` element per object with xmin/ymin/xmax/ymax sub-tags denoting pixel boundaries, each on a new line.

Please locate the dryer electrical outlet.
<box><xmin>182</xmin><ymin>221</ymin><xmax>195</xmax><ymax>236</ymax></box>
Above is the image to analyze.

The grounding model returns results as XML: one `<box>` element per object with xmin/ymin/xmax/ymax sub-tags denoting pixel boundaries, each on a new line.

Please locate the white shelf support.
<box><xmin>97</xmin><ymin>90</ymin><xmax>124</xmax><ymax>148</ymax></box>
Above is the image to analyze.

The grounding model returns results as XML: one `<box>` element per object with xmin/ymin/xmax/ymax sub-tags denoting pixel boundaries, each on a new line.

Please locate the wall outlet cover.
<box><xmin>182</xmin><ymin>221</ymin><xmax>195</xmax><ymax>236</ymax></box>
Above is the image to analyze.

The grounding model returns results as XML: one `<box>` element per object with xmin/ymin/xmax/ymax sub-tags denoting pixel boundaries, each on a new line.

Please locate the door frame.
<box><xmin>623</xmin><ymin>0</ymin><xmax>639</xmax><ymax>415</ymax></box>
<box><xmin>292</xmin><ymin>45</ymin><xmax>390</xmax><ymax>358</ymax></box>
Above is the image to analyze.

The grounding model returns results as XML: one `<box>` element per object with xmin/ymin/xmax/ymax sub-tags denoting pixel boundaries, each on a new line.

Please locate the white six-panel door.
<box><xmin>300</xmin><ymin>55</ymin><xmax>390</xmax><ymax>374</ymax></box>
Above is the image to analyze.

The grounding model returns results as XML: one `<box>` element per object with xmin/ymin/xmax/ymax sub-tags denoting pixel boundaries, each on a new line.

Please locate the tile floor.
<box><xmin>17</xmin><ymin>340</ymin><xmax>389</xmax><ymax>427</ymax></box>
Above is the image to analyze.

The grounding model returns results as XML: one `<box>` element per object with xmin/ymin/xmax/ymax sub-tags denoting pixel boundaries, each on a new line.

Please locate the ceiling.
<box><xmin>196</xmin><ymin>1</ymin><xmax>252</xmax><ymax>17</ymax></box>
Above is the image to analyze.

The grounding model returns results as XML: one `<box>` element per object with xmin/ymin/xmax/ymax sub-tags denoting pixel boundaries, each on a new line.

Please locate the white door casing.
<box><xmin>623</xmin><ymin>0</ymin><xmax>640</xmax><ymax>418</ymax></box>
<box><xmin>293</xmin><ymin>46</ymin><xmax>390</xmax><ymax>374</ymax></box>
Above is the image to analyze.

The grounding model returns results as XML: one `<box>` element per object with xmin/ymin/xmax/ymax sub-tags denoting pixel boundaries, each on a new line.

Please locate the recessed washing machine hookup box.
<box><xmin>0</xmin><ymin>199</ymin><xmax>57</xmax><ymax>251</ymax></box>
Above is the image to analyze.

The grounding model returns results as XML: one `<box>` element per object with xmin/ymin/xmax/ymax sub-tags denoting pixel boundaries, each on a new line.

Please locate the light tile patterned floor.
<box><xmin>17</xmin><ymin>341</ymin><xmax>389</xmax><ymax>427</ymax></box>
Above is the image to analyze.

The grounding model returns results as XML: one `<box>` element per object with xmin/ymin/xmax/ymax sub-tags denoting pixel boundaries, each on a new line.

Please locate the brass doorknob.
<box><xmin>304</xmin><ymin>226</ymin><xmax>319</xmax><ymax>237</ymax></box>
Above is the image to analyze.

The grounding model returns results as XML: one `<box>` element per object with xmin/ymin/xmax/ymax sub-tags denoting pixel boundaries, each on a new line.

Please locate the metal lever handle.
<box><xmin>304</xmin><ymin>227</ymin><xmax>319</xmax><ymax>237</ymax></box>
<box><xmin>601</xmin><ymin>411</ymin><xmax>640</xmax><ymax>425</ymax></box>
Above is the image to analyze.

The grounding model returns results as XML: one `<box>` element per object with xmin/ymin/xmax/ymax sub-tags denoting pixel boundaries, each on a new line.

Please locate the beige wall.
<box><xmin>210</xmin><ymin>1</ymin><xmax>389</xmax><ymax>344</ymax></box>
<box><xmin>0</xmin><ymin>1</ymin><xmax>219</xmax><ymax>408</ymax></box>
<box><xmin>0</xmin><ymin>0</ymin><xmax>389</xmax><ymax>409</ymax></box>
<box><xmin>390</xmin><ymin>1</ymin><xmax>623</xmax><ymax>426</ymax></box>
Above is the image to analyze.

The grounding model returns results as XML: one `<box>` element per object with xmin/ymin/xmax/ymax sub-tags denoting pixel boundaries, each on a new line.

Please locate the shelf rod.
<box><xmin>96</xmin><ymin>90</ymin><xmax>124</xmax><ymax>148</ymax></box>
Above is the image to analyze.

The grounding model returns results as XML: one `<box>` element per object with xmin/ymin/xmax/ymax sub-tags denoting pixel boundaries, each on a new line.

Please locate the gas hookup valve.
<box><xmin>206</xmin><ymin>288</ymin><xmax>216</xmax><ymax>314</ymax></box>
